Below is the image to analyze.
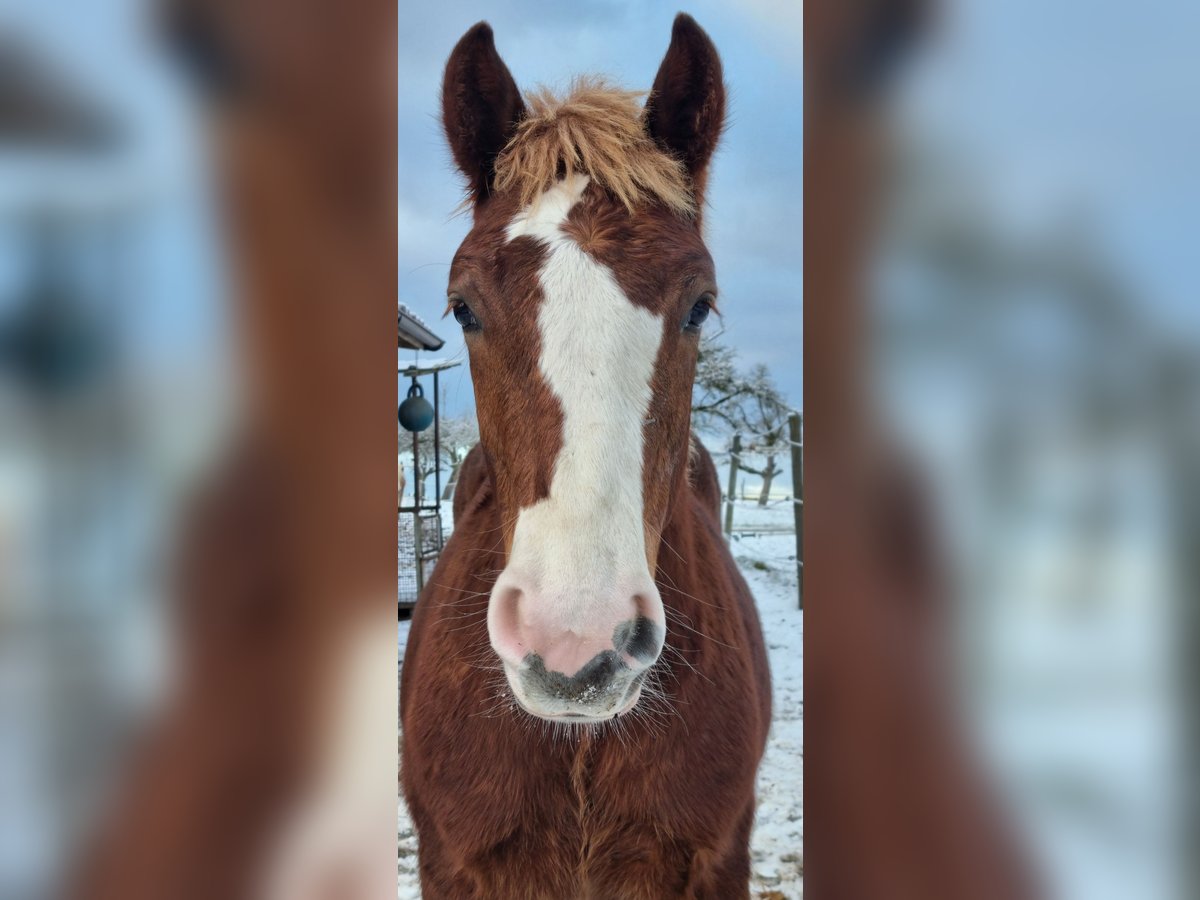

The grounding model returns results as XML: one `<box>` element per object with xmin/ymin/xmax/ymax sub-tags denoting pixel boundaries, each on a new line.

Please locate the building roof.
<box><xmin>397</xmin><ymin>302</ymin><xmax>444</xmax><ymax>351</ymax></box>
<box><xmin>0</xmin><ymin>38</ymin><xmax>117</xmax><ymax>148</ymax></box>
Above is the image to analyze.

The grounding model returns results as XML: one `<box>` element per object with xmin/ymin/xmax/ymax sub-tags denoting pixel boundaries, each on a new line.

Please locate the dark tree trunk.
<box><xmin>757</xmin><ymin>454</ymin><xmax>778</xmax><ymax>506</ymax></box>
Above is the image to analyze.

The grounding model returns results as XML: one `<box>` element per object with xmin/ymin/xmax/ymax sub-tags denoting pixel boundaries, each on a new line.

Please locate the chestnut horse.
<box><xmin>401</xmin><ymin>15</ymin><xmax>771</xmax><ymax>899</ymax></box>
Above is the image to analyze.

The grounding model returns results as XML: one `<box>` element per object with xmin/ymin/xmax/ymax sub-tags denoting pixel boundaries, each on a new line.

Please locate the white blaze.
<box><xmin>502</xmin><ymin>175</ymin><xmax>663</xmax><ymax>627</ymax></box>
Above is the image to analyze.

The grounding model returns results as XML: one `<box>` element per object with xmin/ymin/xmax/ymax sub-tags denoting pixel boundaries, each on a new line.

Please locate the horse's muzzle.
<box><xmin>487</xmin><ymin>578</ymin><xmax>666</xmax><ymax>720</ymax></box>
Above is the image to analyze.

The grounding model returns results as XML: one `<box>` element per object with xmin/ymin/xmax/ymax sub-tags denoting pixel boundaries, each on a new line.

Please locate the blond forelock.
<box><xmin>493</xmin><ymin>77</ymin><xmax>694</xmax><ymax>216</ymax></box>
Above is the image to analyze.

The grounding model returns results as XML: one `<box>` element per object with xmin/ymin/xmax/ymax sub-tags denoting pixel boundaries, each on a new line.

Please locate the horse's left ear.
<box><xmin>644</xmin><ymin>14</ymin><xmax>726</xmax><ymax>200</ymax></box>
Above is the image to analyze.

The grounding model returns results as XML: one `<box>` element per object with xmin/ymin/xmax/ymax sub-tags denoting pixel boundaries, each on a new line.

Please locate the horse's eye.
<box><xmin>451</xmin><ymin>300</ymin><xmax>479</xmax><ymax>330</ymax></box>
<box><xmin>684</xmin><ymin>296</ymin><xmax>713</xmax><ymax>332</ymax></box>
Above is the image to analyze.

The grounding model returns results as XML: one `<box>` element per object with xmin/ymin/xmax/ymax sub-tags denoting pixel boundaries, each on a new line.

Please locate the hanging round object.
<box><xmin>398</xmin><ymin>380</ymin><xmax>434</xmax><ymax>432</ymax></box>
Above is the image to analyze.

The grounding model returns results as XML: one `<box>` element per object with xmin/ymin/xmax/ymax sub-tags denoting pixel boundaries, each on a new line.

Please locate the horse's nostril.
<box><xmin>613</xmin><ymin>615</ymin><xmax>663</xmax><ymax>664</ymax></box>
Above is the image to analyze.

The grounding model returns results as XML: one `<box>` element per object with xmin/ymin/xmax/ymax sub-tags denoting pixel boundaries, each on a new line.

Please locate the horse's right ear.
<box><xmin>442</xmin><ymin>22</ymin><xmax>525</xmax><ymax>204</ymax></box>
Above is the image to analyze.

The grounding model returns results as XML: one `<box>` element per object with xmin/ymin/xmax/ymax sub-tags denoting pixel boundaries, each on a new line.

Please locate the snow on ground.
<box><xmin>732</xmin><ymin>507</ymin><xmax>804</xmax><ymax>899</ymax></box>
<box><xmin>398</xmin><ymin>499</ymin><xmax>803</xmax><ymax>898</ymax></box>
<box><xmin>397</xmin><ymin>614</ymin><xmax>418</xmax><ymax>900</ymax></box>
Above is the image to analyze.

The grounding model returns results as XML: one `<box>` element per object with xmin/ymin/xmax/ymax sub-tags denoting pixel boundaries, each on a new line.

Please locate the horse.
<box><xmin>401</xmin><ymin>15</ymin><xmax>771</xmax><ymax>899</ymax></box>
<box><xmin>75</xmin><ymin>0</ymin><xmax>399</xmax><ymax>896</ymax></box>
<box><xmin>802</xmin><ymin>4</ymin><xmax>1039</xmax><ymax>897</ymax></box>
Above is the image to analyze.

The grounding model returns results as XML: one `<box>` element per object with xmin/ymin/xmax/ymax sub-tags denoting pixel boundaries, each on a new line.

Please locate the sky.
<box><xmin>3</xmin><ymin>0</ymin><xmax>1195</xmax><ymax>418</ymax></box>
<box><xmin>0</xmin><ymin>0</ymin><xmax>225</xmax><ymax>375</ymax></box>
<box><xmin>397</xmin><ymin>1</ymin><xmax>805</xmax><ymax>418</ymax></box>
<box><xmin>896</xmin><ymin>0</ymin><xmax>1200</xmax><ymax>340</ymax></box>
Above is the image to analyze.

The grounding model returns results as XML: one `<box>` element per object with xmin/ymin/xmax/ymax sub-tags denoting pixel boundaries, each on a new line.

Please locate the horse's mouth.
<box><xmin>509</xmin><ymin>676</ymin><xmax>644</xmax><ymax>724</ymax></box>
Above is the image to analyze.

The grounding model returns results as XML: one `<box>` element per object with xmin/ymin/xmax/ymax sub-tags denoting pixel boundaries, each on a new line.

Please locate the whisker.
<box><xmin>662</xmin><ymin>606</ymin><xmax>738</xmax><ymax>650</ymax></box>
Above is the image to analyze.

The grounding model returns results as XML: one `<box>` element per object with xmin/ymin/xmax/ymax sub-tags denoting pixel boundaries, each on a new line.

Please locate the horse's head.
<box><xmin>441</xmin><ymin>15</ymin><xmax>724</xmax><ymax>723</ymax></box>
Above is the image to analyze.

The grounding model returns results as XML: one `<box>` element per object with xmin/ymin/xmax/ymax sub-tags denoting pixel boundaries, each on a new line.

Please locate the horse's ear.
<box><xmin>644</xmin><ymin>14</ymin><xmax>725</xmax><ymax>200</ymax></box>
<box><xmin>442</xmin><ymin>22</ymin><xmax>525</xmax><ymax>204</ymax></box>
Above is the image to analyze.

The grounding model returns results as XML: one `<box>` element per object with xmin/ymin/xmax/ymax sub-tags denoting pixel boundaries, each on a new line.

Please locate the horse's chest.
<box><xmin>435</xmin><ymin>742</ymin><xmax>694</xmax><ymax>899</ymax></box>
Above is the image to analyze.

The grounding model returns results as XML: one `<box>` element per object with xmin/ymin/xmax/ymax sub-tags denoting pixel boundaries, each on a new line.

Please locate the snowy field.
<box><xmin>398</xmin><ymin>499</ymin><xmax>803</xmax><ymax>898</ymax></box>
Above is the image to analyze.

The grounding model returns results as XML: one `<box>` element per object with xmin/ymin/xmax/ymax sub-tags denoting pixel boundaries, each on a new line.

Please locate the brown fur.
<box><xmin>402</xmin><ymin>440</ymin><xmax>771</xmax><ymax>899</ymax></box>
<box><xmin>446</xmin><ymin>181</ymin><xmax>716</xmax><ymax>563</ymax></box>
<box><xmin>74</xmin><ymin>0</ymin><xmax>398</xmax><ymax>895</ymax></box>
<box><xmin>403</xmin><ymin>15</ymin><xmax>770</xmax><ymax>899</ymax></box>
<box><xmin>450</xmin><ymin>442</ymin><xmax>490</xmax><ymax>525</ymax></box>
<box><xmin>446</xmin><ymin>195</ymin><xmax>564</xmax><ymax>552</ymax></box>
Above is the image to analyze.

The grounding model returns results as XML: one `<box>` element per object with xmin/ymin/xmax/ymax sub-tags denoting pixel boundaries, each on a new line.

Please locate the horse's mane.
<box><xmin>494</xmin><ymin>77</ymin><xmax>695</xmax><ymax>216</ymax></box>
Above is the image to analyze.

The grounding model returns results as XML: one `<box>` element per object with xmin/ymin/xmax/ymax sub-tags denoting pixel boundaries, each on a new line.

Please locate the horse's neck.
<box><xmin>655</xmin><ymin>481</ymin><xmax>724</xmax><ymax>610</ymax></box>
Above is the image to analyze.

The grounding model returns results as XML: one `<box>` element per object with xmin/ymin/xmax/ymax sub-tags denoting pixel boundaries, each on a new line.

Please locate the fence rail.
<box><xmin>722</xmin><ymin>411</ymin><xmax>803</xmax><ymax>609</ymax></box>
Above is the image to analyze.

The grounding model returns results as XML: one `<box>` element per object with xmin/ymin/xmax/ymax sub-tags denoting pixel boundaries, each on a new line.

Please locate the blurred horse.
<box><xmin>74</xmin><ymin>0</ymin><xmax>397</xmax><ymax>897</ymax></box>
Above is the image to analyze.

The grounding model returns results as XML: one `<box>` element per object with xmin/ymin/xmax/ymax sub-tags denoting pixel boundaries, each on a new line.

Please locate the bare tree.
<box><xmin>438</xmin><ymin>414</ymin><xmax>480</xmax><ymax>500</ymax></box>
<box><xmin>692</xmin><ymin>331</ymin><xmax>757</xmax><ymax>432</ymax></box>
<box><xmin>398</xmin><ymin>413</ymin><xmax>479</xmax><ymax>503</ymax></box>
<box><xmin>397</xmin><ymin>427</ymin><xmax>437</xmax><ymax>505</ymax></box>
<box><xmin>692</xmin><ymin>332</ymin><xmax>792</xmax><ymax>505</ymax></box>
<box><xmin>735</xmin><ymin>366</ymin><xmax>792</xmax><ymax>506</ymax></box>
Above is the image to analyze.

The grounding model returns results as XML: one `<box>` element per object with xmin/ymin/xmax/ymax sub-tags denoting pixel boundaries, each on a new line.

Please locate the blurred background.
<box><xmin>874</xmin><ymin>0</ymin><xmax>1199</xmax><ymax>897</ymax></box>
<box><xmin>0</xmin><ymin>0</ymin><xmax>229</xmax><ymax>895</ymax></box>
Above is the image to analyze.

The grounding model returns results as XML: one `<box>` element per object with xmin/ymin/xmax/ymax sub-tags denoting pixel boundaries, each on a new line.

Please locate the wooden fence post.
<box><xmin>412</xmin><ymin>429</ymin><xmax>424</xmax><ymax>592</ymax></box>
<box><xmin>724</xmin><ymin>433</ymin><xmax>741</xmax><ymax>538</ymax></box>
<box><xmin>789</xmin><ymin>411</ymin><xmax>803</xmax><ymax>609</ymax></box>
